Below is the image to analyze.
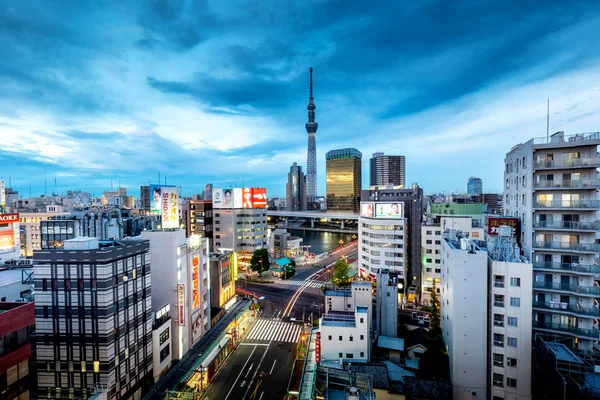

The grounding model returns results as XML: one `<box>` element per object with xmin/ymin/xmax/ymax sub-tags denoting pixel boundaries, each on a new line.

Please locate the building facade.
<box><xmin>319</xmin><ymin>305</ymin><xmax>370</xmax><ymax>364</ymax></box>
<box><xmin>467</xmin><ymin>177</ymin><xmax>483</xmax><ymax>195</ymax></box>
<box><xmin>286</xmin><ymin>162</ymin><xmax>307</xmax><ymax>211</ymax></box>
<box><xmin>376</xmin><ymin>269</ymin><xmax>399</xmax><ymax>338</ymax></box>
<box><xmin>503</xmin><ymin>131</ymin><xmax>600</xmax><ymax>351</ymax></box>
<box><xmin>151</xmin><ymin>304</ymin><xmax>172</xmax><ymax>383</ymax></box>
<box><xmin>369</xmin><ymin>152</ymin><xmax>406</xmax><ymax>187</ymax></box>
<box><xmin>19</xmin><ymin>207</ymin><xmax>70</xmax><ymax>257</ymax></box>
<box><xmin>34</xmin><ymin>238</ymin><xmax>153</xmax><ymax>400</ymax></box>
<box><xmin>209</xmin><ymin>252</ymin><xmax>235</xmax><ymax>310</ymax></box>
<box><xmin>186</xmin><ymin>200</ymin><xmax>213</xmax><ymax>240</ymax></box>
<box><xmin>326</xmin><ymin>148</ymin><xmax>362</xmax><ymax>213</ymax></box>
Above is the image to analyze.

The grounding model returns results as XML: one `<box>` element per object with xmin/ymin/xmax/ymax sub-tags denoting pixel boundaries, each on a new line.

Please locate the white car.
<box><xmin>258</xmin><ymin>296</ymin><xmax>265</xmax><ymax>300</ymax></box>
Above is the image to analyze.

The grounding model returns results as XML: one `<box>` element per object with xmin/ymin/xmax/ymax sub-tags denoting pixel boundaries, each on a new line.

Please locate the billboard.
<box><xmin>375</xmin><ymin>203</ymin><xmax>404</xmax><ymax>218</ymax></box>
<box><xmin>0</xmin><ymin>230</ymin><xmax>14</xmax><ymax>249</ymax></box>
<box><xmin>360</xmin><ymin>203</ymin><xmax>374</xmax><ymax>217</ymax></box>
<box><xmin>242</xmin><ymin>188</ymin><xmax>268</xmax><ymax>209</ymax></box>
<box><xmin>0</xmin><ymin>214</ymin><xmax>19</xmax><ymax>223</ymax></box>
<box><xmin>213</xmin><ymin>188</ymin><xmax>234</xmax><ymax>209</ymax></box>
<box><xmin>487</xmin><ymin>217</ymin><xmax>520</xmax><ymax>242</ymax></box>
<box><xmin>160</xmin><ymin>186</ymin><xmax>180</xmax><ymax>229</ymax></box>
<box><xmin>150</xmin><ymin>184</ymin><xmax>162</xmax><ymax>214</ymax></box>
<box><xmin>233</xmin><ymin>188</ymin><xmax>243</xmax><ymax>209</ymax></box>
<box><xmin>192</xmin><ymin>254</ymin><xmax>200</xmax><ymax>309</ymax></box>
<box><xmin>0</xmin><ymin>180</ymin><xmax>4</xmax><ymax>208</ymax></box>
<box><xmin>177</xmin><ymin>284</ymin><xmax>185</xmax><ymax>326</ymax></box>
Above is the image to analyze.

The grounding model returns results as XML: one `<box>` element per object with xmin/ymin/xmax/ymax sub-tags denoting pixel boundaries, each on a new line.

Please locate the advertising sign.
<box><xmin>192</xmin><ymin>255</ymin><xmax>200</xmax><ymax>309</ymax></box>
<box><xmin>213</xmin><ymin>188</ymin><xmax>234</xmax><ymax>209</ymax></box>
<box><xmin>150</xmin><ymin>185</ymin><xmax>162</xmax><ymax>214</ymax></box>
<box><xmin>360</xmin><ymin>203</ymin><xmax>374</xmax><ymax>217</ymax></box>
<box><xmin>160</xmin><ymin>186</ymin><xmax>179</xmax><ymax>229</ymax></box>
<box><xmin>375</xmin><ymin>203</ymin><xmax>404</xmax><ymax>218</ymax></box>
<box><xmin>487</xmin><ymin>217</ymin><xmax>520</xmax><ymax>242</ymax></box>
<box><xmin>0</xmin><ymin>231</ymin><xmax>15</xmax><ymax>248</ymax></box>
<box><xmin>315</xmin><ymin>331</ymin><xmax>321</xmax><ymax>363</ymax></box>
<box><xmin>233</xmin><ymin>188</ymin><xmax>243</xmax><ymax>209</ymax></box>
<box><xmin>0</xmin><ymin>214</ymin><xmax>19</xmax><ymax>223</ymax></box>
<box><xmin>177</xmin><ymin>284</ymin><xmax>185</xmax><ymax>326</ymax></box>
<box><xmin>251</xmin><ymin>188</ymin><xmax>267</xmax><ymax>208</ymax></box>
<box><xmin>0</xmin><ymin>180</ymin><xmax>5</xmax><ymax>208</ymax></box>
<box><xmin>242</xmin><ymin>188</ymin><xmax>253</xmax><ymax>208</ymax></box>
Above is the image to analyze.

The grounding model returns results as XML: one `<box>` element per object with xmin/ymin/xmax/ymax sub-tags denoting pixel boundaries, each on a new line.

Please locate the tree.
<box><xmin>332</xmin><ymin>258</ymin><xmax>351</xmax><ymax>286</ymax></box>
<box><xmin>250</xmin><ymin>248</ymin><xmax>269</xmax><ymax>276</ymax></box>
<box><xmin>429</xmin><ymin>281</ymin><xmax>441</xmax><ymax>337</ymax></box>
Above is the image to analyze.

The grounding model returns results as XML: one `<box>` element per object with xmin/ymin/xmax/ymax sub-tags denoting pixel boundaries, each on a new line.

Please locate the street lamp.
<box><xmin>339</xmin><ymin>239</ymin><xmax>344</xmax><ymax>245</ymax></box>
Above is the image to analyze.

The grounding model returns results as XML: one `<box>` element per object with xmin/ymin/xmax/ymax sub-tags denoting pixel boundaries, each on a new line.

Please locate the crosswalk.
<box><xmin>278</xmin><ymin>279</ymin><xmax>323</xmax><ymax>288</ymax></box>
<box><xmin>245</xmin><ymin>318</ymin><xmax>302</xmax><ymax>343</ymax></box>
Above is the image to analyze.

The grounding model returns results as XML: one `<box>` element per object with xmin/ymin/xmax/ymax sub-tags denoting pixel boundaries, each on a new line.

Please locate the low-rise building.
<box><xmin>209</xmin><ymin>252</ymin><xmax>235</xmax><ymax>310</ymax></box>
<box><xmin>319</xmin><ymin>306</ymin><xmax>370</xmax><ymax>363</ymax></box>
<box><xmin>376</xmin><ymin>269</ymin><xmax>399</xmax><ymax>337</ymax></box>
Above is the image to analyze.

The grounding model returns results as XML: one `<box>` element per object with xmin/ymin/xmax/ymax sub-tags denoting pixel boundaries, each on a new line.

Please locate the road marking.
<box><xmin>259</xmin><ymin>391</ymin><xmax>264</xmax><ymax>400</ymax></box>
<box><xmin>239</xmin><ymin>343</ymin><xmax>269</xmax><ymax>346</ymax></box>
<box><xmin>224</xmin><ymin>345</ymin><xmax>257</xmax><ymax>400</ymax></box>
<box><xmin>242</xmin><ymin>344</ymin><xmax>271</xmax><ymax>400</ymax></box>
<box><xmin>269</xmin><ymin>359</ymin><xmax>277</xmax><ymax>375</ymax></box>
<box><xmin>245</xmin><ymin>364</ymin><xmax>254</xmax><ymax>378</ymax></box>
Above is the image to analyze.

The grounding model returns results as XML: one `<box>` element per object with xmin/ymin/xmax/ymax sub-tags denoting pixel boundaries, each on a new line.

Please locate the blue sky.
<box><xmin>1</xmin><ymin>0</ymin><xmax>600</xmax><ymax>199</ymax></box>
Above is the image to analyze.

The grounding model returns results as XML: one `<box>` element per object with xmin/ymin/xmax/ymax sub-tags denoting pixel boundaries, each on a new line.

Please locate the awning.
<box><xmin>201</xmin><ymin>336</ymin><xmax>231</xmax><ymax>368</ymax></box>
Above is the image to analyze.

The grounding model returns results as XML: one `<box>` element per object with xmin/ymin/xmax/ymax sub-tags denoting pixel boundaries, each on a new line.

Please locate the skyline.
<box><xmin>1</xmin><ymin>1</ymin><xmax>600</xmax><ymax>198</ymax></box>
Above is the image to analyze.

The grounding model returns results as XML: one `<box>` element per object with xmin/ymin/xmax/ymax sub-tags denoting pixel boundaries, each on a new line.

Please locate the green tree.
<box><xmin>429</xmin><ymin>281</ymin><xmax>441</xmax><ymax>337</ymax></box>
<box><xmin>250</xmin><ymin>248</ymin><xmax>269</xmax><ymax>276</ymax></box>
<box><xmin>332</xmin><ymin>258</ymin><xmax>350</xmax><ymax>285</ymax></box>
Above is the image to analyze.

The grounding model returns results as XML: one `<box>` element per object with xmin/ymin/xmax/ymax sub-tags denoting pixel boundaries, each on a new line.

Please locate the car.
<box><xmin>258</xmin><ymin>296</ymin><xmax>265</xmax><ymax>300</ymax></box>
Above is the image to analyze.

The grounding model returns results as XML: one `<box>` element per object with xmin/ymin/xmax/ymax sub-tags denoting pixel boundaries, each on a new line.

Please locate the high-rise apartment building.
<box><xmin>503</xmin><ymin>131</ymin><xmax>600</xmax><ymax>351</ymax></box>
<box><xmin>467</xmin><ymin>177</ymin><xmax>483</xmax><ymax>195</ymax></box>
<box><xmin>441</xmin><ymin>231</ymin><xmax>532</xmax><ymax>400</ymax></box>
<box><xmin>326</xmin><ymin>148</ymin><xmax>362</xmax><ymax>213</ymax></box>
<box><xmin>34</xmin><ymin>237</ymin><xmax>153</xmax><ymax>400</ymax></box>
<box><xmin>361</xmin><ymin>184</ymin><xmax>423</xmax><ymax>294</ymax></box>
<box><xmin>305</xmin><ymin>68</ymin><xmax>318</xmax><ymax>208</ymax></box>
<box><xmin>204</xmin><ymin>184</ymin><xmax>213</xmax><ymax>201</ymax></box>
<box><xmin>369</xmin><ymin>152</ymin><xmax>406</xmax><ymax>187</ymax></box>
<box><xmin>286</xmin><ymin>162</ymin><xmax>307</xmax><ymax>211</ymax></box>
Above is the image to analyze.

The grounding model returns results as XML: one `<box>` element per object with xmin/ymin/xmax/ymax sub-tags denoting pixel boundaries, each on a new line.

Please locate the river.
<box><xmin>288</xmin><ymin>229</ymin><xmax>356</xmax><ymax>255</ymax></box>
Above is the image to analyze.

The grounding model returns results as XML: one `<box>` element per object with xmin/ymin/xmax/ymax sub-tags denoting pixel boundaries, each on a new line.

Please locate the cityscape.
<box><xmin>1</xmin><ymin>2</ymin><xmax>600</xmax><ymax>400</ymax></box>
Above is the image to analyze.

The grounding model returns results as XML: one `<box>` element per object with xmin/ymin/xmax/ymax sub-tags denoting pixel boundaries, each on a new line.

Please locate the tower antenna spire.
<box><xmin>310</xmin><ymin>67</ymin><xmax>313</xmax><ymax>98</ymax></box>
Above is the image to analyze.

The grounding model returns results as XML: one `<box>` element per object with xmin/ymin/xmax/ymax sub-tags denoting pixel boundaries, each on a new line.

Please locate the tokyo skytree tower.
<box><xmin>305</xmin><ymin>67</ymin><xmax>318</xmax><ymax>205</ymax></box>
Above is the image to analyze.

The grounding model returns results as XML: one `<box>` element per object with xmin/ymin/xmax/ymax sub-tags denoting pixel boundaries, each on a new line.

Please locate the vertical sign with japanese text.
<box><xmin>177</xmin><ymin>284</ymin><xmax>185</xmax><ymax>326</ymax></box>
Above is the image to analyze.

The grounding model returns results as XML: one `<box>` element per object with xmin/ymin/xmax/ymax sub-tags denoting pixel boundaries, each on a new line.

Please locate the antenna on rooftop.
<box><xmin>546</xmin><ymin>98</ymin><xmax>550</xmax><ymax>141</ymax></box>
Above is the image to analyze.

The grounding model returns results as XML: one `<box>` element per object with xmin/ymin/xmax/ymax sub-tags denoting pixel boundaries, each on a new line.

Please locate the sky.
<box><xmin>1</xmin><ymin>0</ymin><xmax>600</xmax><ymax>199</ymax></box>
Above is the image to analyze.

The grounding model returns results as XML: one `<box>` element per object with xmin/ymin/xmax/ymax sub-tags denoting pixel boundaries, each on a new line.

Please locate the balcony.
<box><xmin>532</xmin><ymin>301</ymin><xmax>600</xmax><ymax>317</ymax></box>
<box><xmin>533</xmin><ymin>281</ymin><xmax>600</xmax><ymax>296</ymax></box>
<box><xmin>533</xmin><ymin>320</ymin><xmax>600</xmax><ymax>339</ymax></box>
<box><xmin>534</xmin><ymin>158</ymin><xmax>600</xmax><ymax>170</ymax></box>
<box><xmin>533</xmin><ymin>220</ymin><xmax>600</xmax><ymax>231</ymax></box>
<box><xmin>532</xmin><ymin>241</ymin><xmax>600</xmax><ymax>253</ymax></box>
<box><xmin>533</xmin><ymin>179</ymin><xmax>600</xmax><ymax>190</ymax></box>
<box><xmin>533</xmin><ymin>200</ymin><xmax>600</xmax><ymax>209</ymax></box>
<box><xmin>533</xmin><ymin>261</ymin><xmax>600</xmax><ymax>275</ymax></box>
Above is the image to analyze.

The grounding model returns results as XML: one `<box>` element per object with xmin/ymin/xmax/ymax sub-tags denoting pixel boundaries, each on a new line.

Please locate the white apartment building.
<box><xmin>421</xmin><ymin>216</ymin><xmax>484</xmax><ymax>305</ymax></box>
<box><xmin>140</xmin><ymin>230</ymin><xmax>211</xmax><ymax>360</ymax></box>
<box><xmin>358</xmin><ymin>205</ymin><xmax>406</xmax><ymax>287</ymax></box>
<box><xmin>441</xmin><ymin>231</ymin><xmax>532</xmax><ymax>400</ymax></box>
<box><xmin>34</xmin><ymin>238</ymin><xmax>153</xmax><ymax>400</ymax></box>
<box><xmin>19</xmin><ymin>206</ymin><xmax>70</xmax><ymax>257</ymax></box>
<box><xmin>504</xmin><ymin>131</ymin><xmax>600</xmax><ymax>351</ymax></box>
<box><xmin>324</xmin><ymin>281</ymin><xmax>373</xmax><ymax>318</ymax></box>
<box><xmin>151</xmin><ymin>304</ymin><xmax>172</xmax><ymax>383</ymax></box>
<box><xmin>319</xmin><ymin>305</ymin><xmax>370</xmax><ymax>363</ymax></box>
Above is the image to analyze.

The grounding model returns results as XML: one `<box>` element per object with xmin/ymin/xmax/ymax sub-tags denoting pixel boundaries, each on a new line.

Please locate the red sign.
<box><xmin>177</xmin><ymin>284</ymin><xmax>185</xmax><ymax>326</ymax></box>
<box><xmin>192</xmin><ymin>255</ymin><xmax>200</xmax><ymax>309</ymax></box>
<box><xmin>0</xmin><ymin>231</ymin><xmax>14</xmax><ymax>247</ymax></box>
<box><xmin>242</xmin><ymin>188</ymin><xmax>267</xmax><ymax>209</ymax></box>
<box><xmin>0</xmin><ymin>214</ymin><xmax>19</xmax><ymax>223</ymax></box>
<box><xmin>486</xmin><ymin>217</ymin><xmax>520</xmax><ymax>242</ymax></box>
<box><xmin>315</xmin><ymin>331</ymin><xmax>321</xmax><ymax>363</ymax></box>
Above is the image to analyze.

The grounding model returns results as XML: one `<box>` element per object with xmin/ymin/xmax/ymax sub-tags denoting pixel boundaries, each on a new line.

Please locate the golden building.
<box><xmin>326</xmin><ymin>148</ymin><xmax>362</xmax><ymax>213</ymax></box>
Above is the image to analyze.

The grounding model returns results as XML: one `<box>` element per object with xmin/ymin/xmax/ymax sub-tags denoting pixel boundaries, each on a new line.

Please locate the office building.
<box><xmin>326</xmin><ymin>148</ymin><xmax>362</xmax><ymax>213</ymax></box>
<box><xmin>151</xmin><ymin>304</ymin><xmax>172</xmax><ymax>383</ymax></box>
<box><xmin>361</xmin><ymin>184</ymin><xmax>423</xmax><ymax>295</ymax></box>
<box><xmin>186</xmin><ymin>200</ymin><xmax>213</xmax><ymax>240</ymax></box>
<box><xmin>204</xmin><ymin>184</ymin><xmax>213</xmax><ymax>201</ymax></box>
<box><xmin>369</xmin><ymin>152</ymin><xmax>406</xmax><ymax>187</ymax></box>
<box><xmin>475</xmin><ymin>193</ymin><xmax>502</xmax><ymax>215</ymax></box>
<box><xmin>0</xmin><ymin>213</ymin><xmax>21</xmax><ymax>265</ymax></box>
<box><xmin>139</xmin><ymin>186</ymin><xmax>151</xmax><ymax>211</ymax></box>
<box><xmin>209</xmin><ymin>252</ymin><xmax>235</xmax><ymax>310</ymax></box>
<box><xmin>268</xmin><ymin>228</ymin><xmax>303</xmax><ymax>260</ymax></box>
<box><xmin>286</xmin><ymin>162</ymin><xmax>307</xmax><ymax>211</ymax></box>
<box><xmin>503</xmin><ymin>131</ymin><xmax>600</xmax><ymax>351</ymax></box>
<box><xmin>0</xmin><ymin>302</ymin><xmax>35</xmax><ymax>400</ymax></box>
<box><xmin>34</xmin><ymin>237</ymin><xmax>153</xmax><ymax>400</ymax></box>
<box><xmin>467</xmin><ymin>177</ymin><xmax>483</xmax><ymax>195</ymax></box>
<box><xmin>421</xmin><ymin>216</ymin><xmax>484</xmax><ymax>305</ymax></box>
<box><xmin>140</xmin><ymin>230</ymin><xmax>211</xmax><ymax>360</ymax></box>
<box><xmin>19</xmin><ymin>207</ymin><xmax>70</xmax><ymax>257</ymax></box>
<box><xmin>376</xmin><ymin>269</ymin><xmax>399</xmax><ymax>338</ymax></box>
<box><xmin>305</xmin><ymin>67</ymin><xmax>318</xmax><ymax>208</ymax></box>
<box><xmin>440</xmin><ymin>230</ymin><xmax>532</xmax><ymax>400</ymax></box>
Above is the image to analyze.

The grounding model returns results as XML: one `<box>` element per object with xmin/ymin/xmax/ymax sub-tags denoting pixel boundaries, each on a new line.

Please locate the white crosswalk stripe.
<box><xmin>245</xmin><ymin>318</ymin><xmax>302</xmax><ymax>343</ymax></box>
<box><xmin>277</xmin><ymin>279</ymin><xmax>324</xmax><ymax>288</ymax></box>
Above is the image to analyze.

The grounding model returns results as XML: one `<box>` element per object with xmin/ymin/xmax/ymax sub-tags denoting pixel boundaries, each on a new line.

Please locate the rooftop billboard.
<box><xmin>375</xmin><ymin>203</ymin><xmax>404</xmax><ymax>218</ymax></box>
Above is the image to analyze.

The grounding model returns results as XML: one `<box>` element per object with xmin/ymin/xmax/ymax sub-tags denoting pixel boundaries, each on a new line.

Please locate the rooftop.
<box><xmin>0</xmin><ymin>268</ymin><xmax>31</xmax><ymax>287</ymax></box>
<box><xmin>322</xmin><ymin>312</ymin><xmax>356</xmax><ymax>328</ymax></box>
<box><xmin>377</xmin><ymin>335</ymin><xmax>405</xmax><ymax>351</ymax></box>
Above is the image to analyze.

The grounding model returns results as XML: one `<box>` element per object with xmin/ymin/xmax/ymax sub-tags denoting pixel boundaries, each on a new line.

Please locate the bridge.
<box><xmin>267</xmin><ymin>210</ymin><xmax>359</xmax><ymax>228</ymax></box>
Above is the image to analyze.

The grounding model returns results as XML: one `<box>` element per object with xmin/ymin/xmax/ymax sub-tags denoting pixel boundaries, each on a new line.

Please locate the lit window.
<box><xmin>93</xmin><ymin>361</ymin><xmax>100</xmax><ymax>373</ymax></box>
<box><xmin>81</xmin><ymin>362</ymin><xmax>86</xmax><ymax>372</ymax></box>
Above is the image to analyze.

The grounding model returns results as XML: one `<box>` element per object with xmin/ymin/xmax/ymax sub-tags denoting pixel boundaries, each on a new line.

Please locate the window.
<box><xmin>93</xmin><ymin>361</ymin><xmax>100</xmax><ymax>373</ymax></box>
<box><xmin>42</xmin><ymin>279</ymin><xmax>47</xmax><ymax>291</ymax></box>
<box><xmin>493</xmin><ymin>314</ymin><xmax>504</xmax><ymax>327</ymax></box>
<box><xmin>160</xmin><ymin>344</ymin><xmax>170</xmax><ymax>363</ymax></box>
<box><xmin>494</xmin><ymin>275</ymin><xmax>505</xmax><ymax>288</ymax></box>
<box><xmin>360</xmin><ymin>318</ymin><xmax>364</xmax><ymax>323</ymax></box>
<box><xmin>493</xmin><ymin>373</ymin><xmax>504</xmax><ymax>387</ymax></box>
<box><xmin>159</xmin><ymin>329</ymin><xmax>170</xmax><ymax>345</ymax></box>
<box><xmin>507</xmin><ymin>378</ymin><xmax>517</xmax><ymax>388</ymax></box>
<box><xmin>360</xmin><ymin>335</ymin><xmax>364</xmax><ymax>340</ymax></box>
<box><xmin>508</xmin><ymin>317</ymin><xmax>518</xmax><ymax>327</ymax></box>
<box><xmin>350</xmin><ymin>336</ymin><xmax>354</xmax><ymax>341</ymax></box>
<box><xmin>328</xmin><ymin>335</ymin><xmax>332</xmax><ymax>340</ymax></box>
<box><xmin>510</xmin><ymin>277</ymin><xmax>521</xmax><ymax>287</ymax></box>
<box><xmin>510</xmin><ymin>297</ymin><xmax>521</xmax><ymax>307</ymax></box>
<box><xmin>493</xmin><ymin>353</ymin><xmax>504</xmax><ymax>367</ymax></box>
<box><xmin>494</xmin><ymin>294</ymin><xmax>504</xmax><ymax>307</ymax></box>
<box><xmin>507</xmin><ymin>357</ymin><xmax>517</xmax><ymax>367</ymax></box>
<box><xmin>81</xmin><ymin>362</ymin><xmax>87</xmax><ymax>372</ymax></box>
<box><xmin>507</xmin><ymin>337</ymin><xmax>518</xmax><ymax>347</ymax></box>
<box><xmin>339</xmin><ymin>336</ymin><xmax>343</xmax><ymax>341</ymax></box>
<box><xmin>346</xmin><ymin>353</ymin><xmax>354</xmax><ymax>359</ymax></box>
<box><xmin>339</xmin><ymin>353</ymin><xmax>343</xmax><ymax>358</ymax></box>
<box><xmin>494</xmin><ymin>333</ymin><xmax>504</xmax><ymax>347</ymax></box>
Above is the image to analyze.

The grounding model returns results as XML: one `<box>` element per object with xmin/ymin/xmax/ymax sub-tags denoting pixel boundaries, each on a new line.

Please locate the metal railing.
<box><xmin>533</xmin><ymin>179</ymin><xmax>600</xmax><ymax>189</ymax></box>
<box><xmin>532</xmin><ymin>241</ymin><xmax>600</xmax><ymax>252</ymax></box>
<box><xmin>532</xmin><ymin>261</ymin><xmax>600</xmax><ymax>275</ymax></box>
<box><xmin>532</xmin><ymin>301</ymin><xmax>600</xmax><ymax>317</ymax></box>
<box><xmin>533</xmin><ymin>281</ymin><xmax>600</xmax><ymax>296</ymax></box>
<box><xmin>533</xmin><ymin>200</ymin><xmax>600</xmax><ymax>209</ymax></box>
<box><xmin>528</xmin><ymin>132</ymin><xmax>600</xmax><ymax>145</ymax></box>
<box><xmin>533</xmin><ymin>220</ymin><xmax>600</xmax><ymax>231</ymax></box>
<box><xmin>534</xmin><ymin>158</ymin><xmax>600</xmax><ymax>169</ymax></box>
<box><xmin>533</xmin><ymin>320</ymin><xmax>600</xmax><ymax>339</ymax></box>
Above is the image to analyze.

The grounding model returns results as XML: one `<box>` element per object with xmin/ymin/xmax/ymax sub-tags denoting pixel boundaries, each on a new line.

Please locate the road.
<box><xmin>205</xmin><ymin>242</ymin><xmax>358</xmax><ymax>400</ymax></box>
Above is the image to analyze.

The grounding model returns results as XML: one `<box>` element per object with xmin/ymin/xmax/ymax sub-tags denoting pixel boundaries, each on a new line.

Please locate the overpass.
<box><xmin>267</xmin><ymin>210</ymin><xmax>359</xmax><ymax>228</ymax></box>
